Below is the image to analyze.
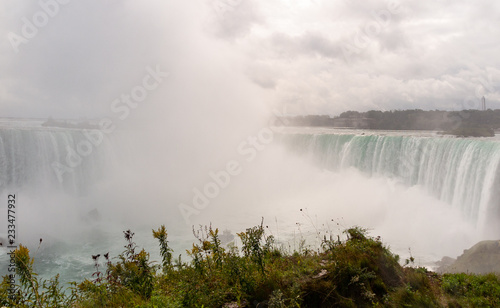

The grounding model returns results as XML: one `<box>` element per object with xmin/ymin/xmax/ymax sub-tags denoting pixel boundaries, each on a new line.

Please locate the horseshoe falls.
<box><xmin>279</xmin><ymin>131</ymin><xmax>500</xmax><ymax>235</ymax></box>
<box><xmin>0</xmin><ymin>126</ymin><xmax>112</xmax><ymax>195</ymax></box>
<box><xmin>0</xmin><ymin>122</ymin><xmax>122</xmax><ymax>283</ymax></box>
<box><xmin>0</xmin><ymin>122</ymin><xmax>119</xmax><ymax>250</ymax></box>
<box><xmin>1</xmin><ymin>121</ymin><xmax>500</xmax><ymax>282</ymax></box>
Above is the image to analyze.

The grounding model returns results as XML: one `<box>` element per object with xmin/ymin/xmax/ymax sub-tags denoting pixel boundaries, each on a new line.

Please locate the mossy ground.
<box><xmin>2</xmin><ymin>223</ymin><xmax>499</xmax><ymax>307</ymax></box>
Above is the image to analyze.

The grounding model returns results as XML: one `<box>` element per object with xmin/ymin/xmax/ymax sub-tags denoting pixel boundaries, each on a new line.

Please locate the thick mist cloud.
<box><xmin>0</xmin><ymin>1</ymin><xmax>217</xmax><ymax>118</ymax></box>
<box><xmin>0</xmin><ymin>0</ymin><xmax>274</xmax><ymax>236</ymax></box>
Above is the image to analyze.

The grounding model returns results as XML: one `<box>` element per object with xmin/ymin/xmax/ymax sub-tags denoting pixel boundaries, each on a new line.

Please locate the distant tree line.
<box><xmin>278</xmin><ymin>109</ymin><xmax>500</xmax><ymax>136</ymax></box>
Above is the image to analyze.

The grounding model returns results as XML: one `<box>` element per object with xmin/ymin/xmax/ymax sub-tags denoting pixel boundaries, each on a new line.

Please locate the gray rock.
<box><xmin>435</xmin><ymin>256</ymin><xmax>456</xmax><ymax>273</ymax></box>
<box><xmin>439</xmin><ymin>240</ymin><xmax>500</xmax><ymax>274</ymax></box>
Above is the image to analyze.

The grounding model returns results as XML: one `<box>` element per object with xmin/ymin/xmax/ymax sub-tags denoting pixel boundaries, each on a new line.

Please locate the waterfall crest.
<box><xmin>0</xmin><ymin>127</ymin><xmax>112</xmax><ymax>194</ymax></box>
<box><xmin>280</xmin><ymin>133</ymin><xmax>500</xmax><ymax>229</ymax></box>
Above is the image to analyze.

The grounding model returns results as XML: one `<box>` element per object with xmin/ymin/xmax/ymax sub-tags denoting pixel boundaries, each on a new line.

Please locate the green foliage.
<box><xmin>442</xmin><ymin>273</ymin><xmax>500</xmax><ymax>306</ymax></box>
<box><xmin>4</xmin><ymin>223</ymin><xmax>500</xmax><ymax>307</ymax></box>
<box><xmin>152</xmin><ymin>225</ymin><xmax>173</xmax><ymax>272</ymax></box>
<box><xmin>76</xmin><ymin>278</ymin><xmax>141</xmax><ymax>307</ymax></box>
<box><xmin>76</xmin><ymin>229</ymin><xmax>157</xmax><ymax>307</ymax></box>
<box><xmin>383</xmin><ymin>268</ymin><xmax>441</xmax><ymax>307</ymax></box>
<box><xmin>237</xmin><ymin>221</ymin><xmax>268</xmax><ymax>274</ymax></box>
<box><xmin>301</xmin><ymin>226</ymin><xmax>404</xmax><ymax>307</ymax></box>
<box><xmin>440</xmin><ymin>124</ymin><xmax>495</xmax><ymax>137</ymax></box>
<box><xmin>0</xmin><ymin>244</ymin><xmax>77</xmax><ymax>307</ymax></box>
<box><xmin>385</xmin><ymin>284</ymin><xmax>441</xmax><ymax>308</ymax></box>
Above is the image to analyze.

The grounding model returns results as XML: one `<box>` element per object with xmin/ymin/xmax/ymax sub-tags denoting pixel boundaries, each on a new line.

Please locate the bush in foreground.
<box><xmin>2</xmin><ymin>222</ymin><xmax>500</xmax><ymax>307</ymax></box>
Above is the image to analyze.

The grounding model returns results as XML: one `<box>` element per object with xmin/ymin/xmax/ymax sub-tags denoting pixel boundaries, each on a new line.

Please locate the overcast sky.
<box><xmin>1</xmin><ymin>0</ymin><xmax>500</xmax><ymax>119</ymax></box>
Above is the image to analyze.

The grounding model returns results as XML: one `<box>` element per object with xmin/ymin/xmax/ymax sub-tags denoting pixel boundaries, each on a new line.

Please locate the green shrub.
<box><xmin>0</xmin><ymin>244</ymin><xmax>77</xmax><ymax>307</ymax></box>
<box><xmin>152</xmin><ymin>225</ymin><xmax>173</xmax><ymax>273</ymax></box>
<box><xmin>3</xmin><ymin>222</ymin><xmax>500</xmax><ymax>307</ymax></box>
<box><xmin>442</xmin><ymin>273</ymin><xmax>500</xmax><ymax>306</ymax></box>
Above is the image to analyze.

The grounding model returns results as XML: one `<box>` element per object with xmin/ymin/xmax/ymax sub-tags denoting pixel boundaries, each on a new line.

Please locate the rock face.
<box><xmin>438</xmin><ymin>240</ymin><xmax>500</xmax><ymax>274</ymax></box>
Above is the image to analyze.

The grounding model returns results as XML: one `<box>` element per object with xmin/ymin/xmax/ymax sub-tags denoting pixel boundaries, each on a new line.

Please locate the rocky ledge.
<box><xmin>437</xmin><ymin>240</ymin><xmax>500</xmax><ymax>274</ymax></box>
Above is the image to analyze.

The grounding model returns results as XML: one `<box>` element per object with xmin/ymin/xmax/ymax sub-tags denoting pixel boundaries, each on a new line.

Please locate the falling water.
<box><xmin>279</xmin><ymin>131</ymin><xmax>500</xmax><ymax>232</ymax></box>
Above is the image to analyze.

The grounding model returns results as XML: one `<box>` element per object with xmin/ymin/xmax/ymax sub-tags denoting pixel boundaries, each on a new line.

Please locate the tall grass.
<box><xmin>1</xmin><ymin>221</ymin><xmax>499</xmax><ymax>307</ymax></box>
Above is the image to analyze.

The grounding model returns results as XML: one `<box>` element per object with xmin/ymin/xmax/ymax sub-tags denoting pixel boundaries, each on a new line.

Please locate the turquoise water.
<box><xmin>1</xmin><ymin>123</ymin><xmax>499</xmax><ymax>284</ymax></box>
<box><xmin>279</xmin><ymin>130</ymin><xmax>500</xmax><ymax>229</ymax></box>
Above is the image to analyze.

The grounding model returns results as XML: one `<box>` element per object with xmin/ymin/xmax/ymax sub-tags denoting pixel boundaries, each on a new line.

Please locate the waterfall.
<box><xmin>280</xmin><ymin>133</ymin><xmax>500</xmax><ymax>229</ymax></box>
<box><xmin>0</xmin><ymin>127</ymin><xmax>113</xmax><ymax>195</ymax></box>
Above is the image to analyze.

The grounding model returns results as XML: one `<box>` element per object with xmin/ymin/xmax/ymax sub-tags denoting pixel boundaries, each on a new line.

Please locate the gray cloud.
<box><xmin>208</xmin><ymin>0</ymin><xmax>264</xmax><ymax>39</ymax></box>
<box><xmin>0</xmin><ymin>0</ymin><xmax>499</xmax><ymax>119</ymax></box>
